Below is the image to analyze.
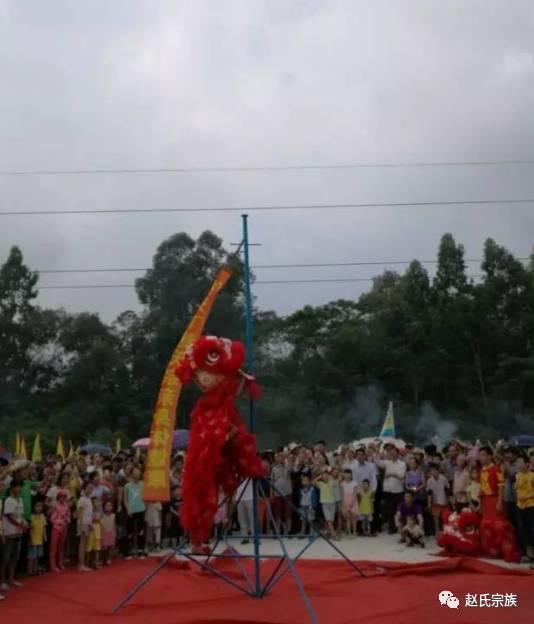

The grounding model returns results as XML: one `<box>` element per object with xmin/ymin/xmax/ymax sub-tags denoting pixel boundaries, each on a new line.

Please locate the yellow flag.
<box><xmin>143</xmin><ymin>266</ymin><xmax>232</xmax><ymax>502</ymax></box>
<box><xmin>56</xmin><ymin>436</ymin><xmax>65</xmax><ymax>459</ymax></box>
<box><xmin>15</xmin><ymin>433</ymin><xmax>21</xmax><ymax>456</ymax></box>
<box><xmin>68</xmin><ymin>441</ymin><xmax>74</xmax><ymax>459</ymax></box>
<box><xmin>32</xmin><ymin>434</ymin><xmax>42</xmax><ymax>462</ymax></box>
<box><xmin>135</xmin><ymin>446</ymin><xmax>141</xmax><ymax>461</ymax></box>
<box><xmin>20</xmin><ymin>436</ymin><xmax>28</xmax><ymax>460</ymax></box>
<box><xmin>115</xmin><ymin>438</ymin><xmax>121</xmax><ymax>453</ymax></box>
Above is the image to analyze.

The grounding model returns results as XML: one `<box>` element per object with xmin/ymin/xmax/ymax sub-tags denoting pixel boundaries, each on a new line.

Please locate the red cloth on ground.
<box><xmin>3</xmin><ymin>557</ymin><xmax>533</xmax><ymax>624</ymax></box>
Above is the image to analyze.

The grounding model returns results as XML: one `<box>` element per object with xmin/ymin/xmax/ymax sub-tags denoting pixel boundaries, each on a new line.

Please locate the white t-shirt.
<box><xmin>2</xmin><ymin>496</ymin><xmax>25</xmax><ymax>537</ymax></box>
<box><xmin>236</xmin><ymin>479</ymin><xmax>254</xmax><ymax>503</ymax></box>
<box><xmin>379</xmin><ymin>459</ymin><xmax>407</xmax><ymax>494</ymax></box>
<box><xmin>427</xmin><ymin>474</ymin><xmax>449</xmax><ymax>506</ymax></box>
<box><xmin>77</xmin><ymin>495</ymin><xmax>93</xmax><ymax>526</ymax></box>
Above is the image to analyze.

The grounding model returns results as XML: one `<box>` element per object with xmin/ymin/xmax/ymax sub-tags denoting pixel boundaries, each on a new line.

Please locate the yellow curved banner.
<box><xmin>143</xmin><ymin>266</ymin><xmax>232</xmax><ymax>502</ymax></box>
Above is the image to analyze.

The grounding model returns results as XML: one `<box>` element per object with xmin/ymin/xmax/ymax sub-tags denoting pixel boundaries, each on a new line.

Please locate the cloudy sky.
<box><xmin>1</xmin><ymin>0</ymin><xmax>533</xmax><ymax>322</ymax></box>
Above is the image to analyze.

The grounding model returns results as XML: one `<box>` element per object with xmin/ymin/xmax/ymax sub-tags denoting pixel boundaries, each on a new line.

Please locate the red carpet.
<box><xmin>2</xmin><ymin>557</ymin><xmax>533</xmax><ymax>624</ymax></box>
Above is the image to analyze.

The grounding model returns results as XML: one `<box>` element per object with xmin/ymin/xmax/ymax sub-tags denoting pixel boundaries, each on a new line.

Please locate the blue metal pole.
<box><xmin>241</xmin><ymin>214</ymin><xmax>262</xmax><ymax>597</ymax></box>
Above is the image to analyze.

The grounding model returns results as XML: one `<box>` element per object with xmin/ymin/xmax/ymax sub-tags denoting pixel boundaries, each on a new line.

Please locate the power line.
<box><xmin>1</xmin><ymin>158</ymin><xmax>534</xmax><ymax>176</ymax></box>
<box><xmin>37</xmin><ymin>275</ymin><xmax>485</xmax><ymax>290</ymax></box>
<box><xmin>1</xmin><ymin>197</ymin><xmax>533</xmax><ymax>217</ymax></box>
<box><xmin>34</xmin><ymin>257</ymin><xmax>531</xmax><ymax>274</ymax></box>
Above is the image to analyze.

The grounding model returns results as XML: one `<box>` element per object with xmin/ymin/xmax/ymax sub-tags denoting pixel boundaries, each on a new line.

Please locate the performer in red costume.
<box><xmin>478</xmin><ymin>446</ymin><xmax>519</xmax><ymax>561</ymax></box>
<box><xmin>174</xmin><ymin>335</ymin><xmax>264</xmax><ymax>552</ymax></box>
<box><xmin>437</xmin><ymin>508</ymin><xmax>481</xmax><ymax>556</ymax></box>
<box><xmin>479</xmin><ymin>446</ymin><xmax>504</xmax><ymax>521</ymax></box>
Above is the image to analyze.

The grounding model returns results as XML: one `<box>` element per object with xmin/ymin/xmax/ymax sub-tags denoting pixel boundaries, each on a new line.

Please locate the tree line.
<box><xmin>1</xmin><ymin>230</ymin><xmax>533</xmax><ymax>451</ymax></box>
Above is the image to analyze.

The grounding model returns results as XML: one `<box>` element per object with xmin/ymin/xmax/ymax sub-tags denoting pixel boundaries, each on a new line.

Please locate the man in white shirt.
<box><xmin>1</xmin><ymin>480</ymin><xmax>28</xmax><ymax>591</ymax></box>
<box><xmin>377</xmin><ymin>444</ymin><xmax>406</xmax><ymax>534</ymax></box>
<box><xmin>351</xmin><ymin>447</ymin><xmax>378</xmax><ymax>492</ymax></box>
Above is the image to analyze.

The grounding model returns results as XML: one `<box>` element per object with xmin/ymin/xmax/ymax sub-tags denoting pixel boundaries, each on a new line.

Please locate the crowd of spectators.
<box><xmin>1</xmin><ymin>437</ymin><xmax>533</xmax><ymax>603</ymax></box>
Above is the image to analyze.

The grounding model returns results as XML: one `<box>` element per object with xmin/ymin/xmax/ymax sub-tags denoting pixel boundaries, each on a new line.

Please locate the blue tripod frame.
<box><xmin>113</xmin><ymin>216</ymin><xmax>367</xmax><ymax>623</ymax></box>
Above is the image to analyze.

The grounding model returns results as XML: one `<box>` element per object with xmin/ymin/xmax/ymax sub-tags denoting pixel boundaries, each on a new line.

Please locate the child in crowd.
<box><xmin>331</xmin><ymin>467</ymin><xmax>343</xmax><ymax>534</ymax></box>
<box><xmin>314</xmin><ymin>469</ymin><xmax>338</xmax><ymax>539</ymax></box>
<box><xmin>49</xmin><ymin>490</ymin><xmax>71</xmax><ymax>572</ymax></box>
<box><xmin>467</xmin><ymin>466</ymin><xmax>481</xmax><ymax>512</ymax></box>
<box><xmin>86</xmin><ymin>496</ymin><xmax>103</xmax><ymax>568</ymax></box>
<box><xmin>358</xmin><ymin>479</ymin><xmax>374</xmax><ymax>536</ymax></box>
<box><xmin>145</xmin><ymin>501</ymin><xmax>162</xmax><ymax>552</ymax></box>
<box><xmin>76</xmin><ymin>482</ymin><xmax>93</xmax><ymax>572</ymax></box>
<box><xmin>426</xmin><ymin>463</ymin><xmax>450</xmax><ymax>534</ymax></box>
<box><xmin>27</xmin><ymin>501</ymin><xmax>47</xmax><ymax>576</ymax></box>
<box><xmin>124</xmin><ymin>467</ymin><xmax>146</xmax><ymax>558</ymax></box>
<box><xmin>101</xmin><ymin>500</ymin><xmax>117</xmax><ymax>565</ymax></box>
<box><xmin>340</xmin><ymin>469</ymin><xmax>358</xmax><ymax>536</ymax></box>
<box><xmin>404</xmin><ymin>514</ymin><xmax>425</xmax><ymax>548</ymax></box>
<box><xmin>298</xmin><ymin>474</ymin><xmax>318</xmax><ymax>536</ymax></box>
<box><xmin>168</xmin><ymin>486</ymin><xmax>183</xmax><ymax>548</ymax></box>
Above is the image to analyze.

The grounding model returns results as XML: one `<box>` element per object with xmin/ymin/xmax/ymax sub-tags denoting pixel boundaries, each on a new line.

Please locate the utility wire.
<box><xmin>1</xmin><ymin>159</ymin><xmax>534</xmax><ymax>176</ymax></box>
<box><xmin>35</xmin><ymin>257</ymin><xmax>530</xmax><ymax>274</ymax></box>
<box><xmin>38</xmin><ymin>275</ymin><xmax>485</xmax><ymax>290</ymax></box>
<box><xmin>1</xmin><ymin>198</ymin><xmax>533</xmax><ymax>216</ymax></box>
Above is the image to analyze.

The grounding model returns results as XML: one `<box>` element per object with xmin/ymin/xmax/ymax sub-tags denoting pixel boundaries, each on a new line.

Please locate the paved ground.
<box><xmin>163</xmin><ymin>533</ymin><xmax>526</xmax><ymax>569</ymax></box>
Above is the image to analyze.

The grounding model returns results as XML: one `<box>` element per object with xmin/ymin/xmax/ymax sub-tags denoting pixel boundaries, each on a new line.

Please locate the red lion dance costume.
<box><xmin>437</xmin><ymin>508</ymin><xmax>519</xmax><ymax>562</ymax></box>
<box><xmin>175</xmin><ymin>335</ymin><xmax>264</xmax><ymax>550</ymax></box>
<box><xmin>437</xmin><ymin>509</ymin><xmax>482</xmax><ymax>556</ymax></box>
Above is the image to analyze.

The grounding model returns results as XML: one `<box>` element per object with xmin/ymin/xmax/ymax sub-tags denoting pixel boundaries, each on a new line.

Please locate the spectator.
<box><xmin>1</xmin><ymin>479</ymin><xmax>28</xmax><ymax>592</ymax></box>
<box><xmin>27</xmin><ymin>500</ymin><xmax>46</xmax><ymax>576</ymax></box>
<box><xmin>426</xmin><ymin>463</ymin><xmax>450</xmax><ymax>534</ymax></box>
<box><xmin>377</xmin><ymin>444</ymin><xmax>406</xmax><ymax>534</ymax></box>
<box><xmin>313</xmin><ymin>469</ymin><xmax>338</xmax><ymax>539</ymax></box>
<box><xmin>503</xmin><ymin>447</ymin><xmax>520</xmax><ymax>535</ymax></box>
<box><xmin>452</xmin><ymin>455</ymin><xmax>470</xmax><ymax>511</ymax></box>
<box><xmin>358</xmin><ymin>479</ymin><xmax>374</xmax><ymax>536</ymax></box>
<box><xmin>236</xmin><ymin>479</ymin><xmax>254</xmax><ymax>544</ymax></box>
<box><xmin>405</xmin><ymin>456</ymin><xmax>426</xmax><ymax>504</ymax></box>
<box><xmin>168</xmin><ymin>486</ymin><xmax>183</xmax><ymax>548</ymax></box>
<box><xmin>76</xmin><ymin>482</ymin><xmax>93</xmax><ymax>572</ymax></box>
<box><xmin>298</xmin><ymin>474</ymin><xmax>318</xmax><ymax>536</ymax></box>
<box><xmin>49</xmin><ymin>490</ymin><xmax>71</xmax><ymax>572</ymax></box>
<box><xmin>101</xmin><ymin>500</ymin><xmax>116</xmax><ymax>565</ymax></box>
<box><xmin>467</xmin><ymin>465</ymin><xmax>482</xmax><ymax>511</ymax></box>
<box><xmin>124</xmin><ymin>467</ymin><xmax>146</xmax><ymax>558</ymax></box>
<box><xmin>145</xmin><ymin>501</ymin><xmax>163</xmax><ymax>552</ymax></box>
<box><xmin>340</xmin><ymin>469</ymin><xmax>358</xmax><ymax>536</ymax></box>
<box><xmin>271</xmin><ymin>450</ymin><xmax>293</xmax><ymax>536</ymax></box>
<box><xmin>351</xmin><ymin>448</ymin><xmax>377</xmax><ymax>493</ymax></box>
<box><xmin>395</xmin><ymin>491</ymin><xmax>424</xmax><ymax>543</ymax></box>
<box><xmin>514</xmin><ymin>455</ymin><xmax>534</xmax><ymax>564</ymax></box>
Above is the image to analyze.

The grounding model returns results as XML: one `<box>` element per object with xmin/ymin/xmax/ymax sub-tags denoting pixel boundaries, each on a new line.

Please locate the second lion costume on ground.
<box><xmin>175</xmin><ymin>335</ymin><xmax>264</xmax><ymax>549</ymax></box>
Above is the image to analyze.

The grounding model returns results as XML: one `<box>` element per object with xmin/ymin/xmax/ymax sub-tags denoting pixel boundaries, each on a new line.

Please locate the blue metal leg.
<box><xmin>258</xmin><ymin>481</ymin><xmax>320</xmax><ymax>624</ymax></box>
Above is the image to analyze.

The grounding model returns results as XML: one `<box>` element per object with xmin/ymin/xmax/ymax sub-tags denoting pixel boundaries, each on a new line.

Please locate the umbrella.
<box><xmin>0</xmin><ymin>452</ymin><xmax>12</xmax><ymax>466</ymax></box>
<box><xmin>173</xmin><ymin>429</ymin><xmax>189</xmax><ymax>449</ymax></box>
<box><xmin>132</xmin><ymin>430</ymin><xmax>190</xmax><ymax>450</ymax></box>
<box><xmin>132</xmin><ymin>437</ymin><xmax>150</xmax><ymax>449</ymax></box>
<box><xmin>508</xmin><ymin>435</ymin><xmax>534</xmax><ymax>447</ymax></box>
<box><xmin>80</xmin><ymin>443</ymin><xmax>112</xmax><ymax>455</ymax></box>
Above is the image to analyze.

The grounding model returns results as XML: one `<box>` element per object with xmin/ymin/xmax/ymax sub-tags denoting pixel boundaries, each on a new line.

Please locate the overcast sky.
<box><xmin>1</xmin><ymin>0</ymin><xmax>533</xmax><ymax>322</ymax></box>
